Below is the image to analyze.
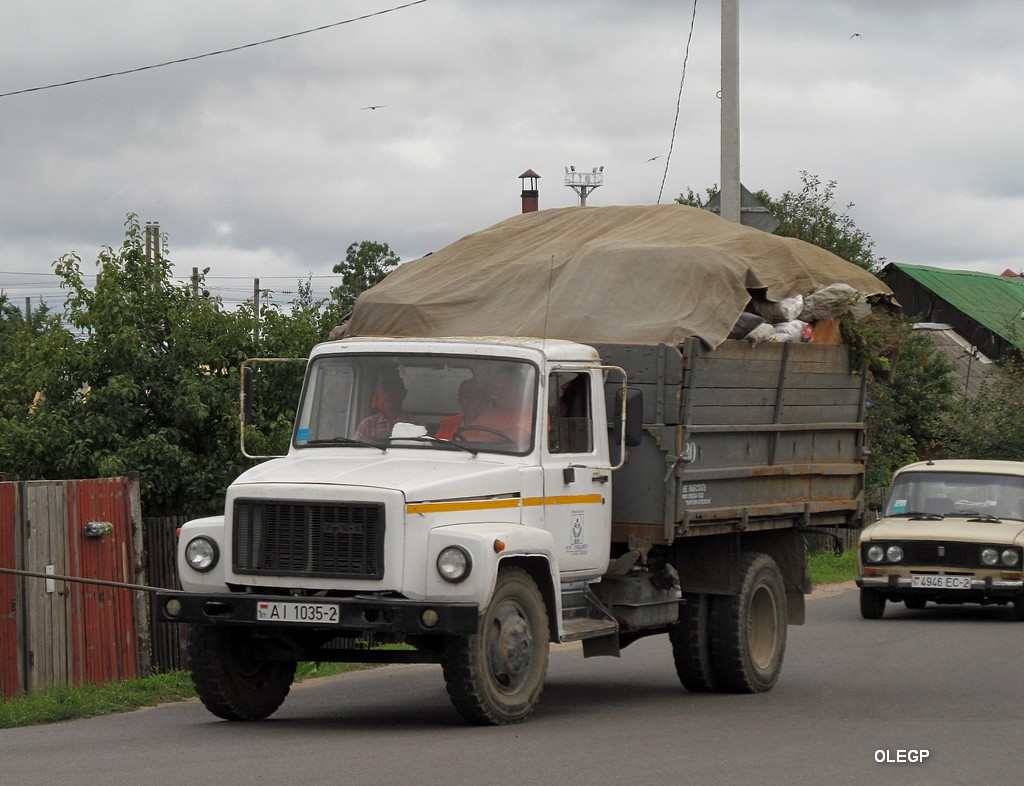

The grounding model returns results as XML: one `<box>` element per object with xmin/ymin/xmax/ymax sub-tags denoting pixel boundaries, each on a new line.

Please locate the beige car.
<box><xmin>857</xmin><ymin>459</ymin><xmax>1024</xmax><ymax>621</ymax></box>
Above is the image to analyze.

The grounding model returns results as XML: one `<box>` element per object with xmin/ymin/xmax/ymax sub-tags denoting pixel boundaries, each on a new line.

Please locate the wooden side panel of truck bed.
<box><xmin>595</xmin><ymin>339</ymin><xmax>867</xmax><ymax>546</ymax></box>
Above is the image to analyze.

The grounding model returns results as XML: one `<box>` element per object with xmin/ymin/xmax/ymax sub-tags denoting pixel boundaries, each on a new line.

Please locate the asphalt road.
<box><xmin>2</xmin><ymin>585</ymin><xmax>1021</xmax><ymax>786</ymax></box>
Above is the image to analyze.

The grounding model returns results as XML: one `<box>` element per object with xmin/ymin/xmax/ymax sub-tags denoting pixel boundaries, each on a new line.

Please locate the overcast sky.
<box><xmin>2</xmin><ymin>0</ymin><xmax>1022</xmax><ymax>312</ymax></box>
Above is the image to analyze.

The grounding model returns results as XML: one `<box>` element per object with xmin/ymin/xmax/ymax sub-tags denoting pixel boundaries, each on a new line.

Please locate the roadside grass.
<box><xmin>807</xmin><ymin>548</ymin><xmax>857</xmax><ymax>586</ymax></box>
<box><xmin>3</xmin><ymin>555</ymin><xmax>859</xmax><ymax>729</ymax></box>
<box><xmin>0</xmin><ymin>661</ymin><xmax>367</xmax><ymax>730</ymax></box>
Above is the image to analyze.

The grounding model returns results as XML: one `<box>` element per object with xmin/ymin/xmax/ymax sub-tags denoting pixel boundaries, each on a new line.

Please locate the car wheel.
<box><xmin>859</xmin><ymin>588</ymin><xmax>886</xmax><ymax>619</ymax></box>
<box><xmin>1013</xmin><ymin>596</ymin><xmax>1024</xmax><ymax>622</ymax></box>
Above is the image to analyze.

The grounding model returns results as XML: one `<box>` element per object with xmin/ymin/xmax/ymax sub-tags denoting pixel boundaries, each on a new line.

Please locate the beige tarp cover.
<box><xmin>340</xmin><ymin>204</ymin><xmax>892</xmax><ymax>348</ymax></box>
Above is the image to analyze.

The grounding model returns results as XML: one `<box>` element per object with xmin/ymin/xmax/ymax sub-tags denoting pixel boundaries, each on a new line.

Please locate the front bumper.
<box><xmin>857</xmin><ymin>576</ymin><xmax>1023</xmax><ymax>594</ymax></box>
<box><xmin>155</xmin><ymin>591</ymin><xmax>480</xmax><ymax>635</ymax></box>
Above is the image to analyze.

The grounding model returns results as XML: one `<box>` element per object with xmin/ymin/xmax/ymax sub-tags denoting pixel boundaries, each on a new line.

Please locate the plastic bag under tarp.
<box><xmin>772</xmin><ymin>319</ymin><xmax>809</xmax><ymax>343</ymax></box>
<box><xmin>745</xmin><ymin>323</ymin><xmax>777</xmax><ymax>345</ymax></box>
<box><xmin>799</xmin><ymin>284</ymin><xmax>871</xmax><ymax>322</ymax></box>
<box><xmin>728</xmin><ymin>311</ymin><xmax>765</xmax><ymax>340</ymax></box>
<box><xmin>748</xmin><ymin>294</ymin><xmax>804</xmax><ymax>323</ymax></box>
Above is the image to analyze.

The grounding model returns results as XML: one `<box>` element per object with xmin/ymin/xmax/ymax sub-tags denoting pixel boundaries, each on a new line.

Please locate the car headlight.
<box><xmin>1001</xmin><ymin>549</ymin><xmax>1020</xmax><ymax>567</ymax></box>
<box><xmin>185</xmin><ymin>536</ymin><xmax>219</xmax><ymax>572</ymax></box>
<box><xmin>436</xmin><ymin>546</ymin><xmax>472</xmax><ymax>583</ymax></box>
<box><xmin>980</xmin><ymin>547</ymin><xmax>999</xmax><ymax>566</ymax></box>
<box><xmin>886</xmin><ymin>545</ymin><xmax>904</xmax><ymax>563</ymax></box>
<box><xmin>866</xmin><ymin>544</ymin><xmax>885</xmax><ymax>563</ymax></box>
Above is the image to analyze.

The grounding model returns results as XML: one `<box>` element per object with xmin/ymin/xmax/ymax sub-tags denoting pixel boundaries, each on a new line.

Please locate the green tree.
<box><xmin>2</xmin><ymin>215</ymin><xmax>258</xmax><ymax>516</ymax></box>
<box><xmin>331</xmin><ymin>240</ymin><xmax>400</xmax><ymax>316</ymax></box>
<box><xmin>677</xmin><ymin>171</ymin><xmax>884</xmax><ymax>271</ymax></box>
<box><xmin>943</xmin><ymin>363</ymin><xmax>1024</xmax><ymax>461</ymax></box>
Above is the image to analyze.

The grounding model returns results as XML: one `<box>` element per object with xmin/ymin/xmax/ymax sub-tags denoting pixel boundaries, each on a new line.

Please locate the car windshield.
<box><xmin>293</xmin><ymin>352</ymin><xmax>537</xmax><ymax>455</ymax></box>
<box><xmin>885</xmin><ymin>470</ymin><xmax>1024</xmax><ymax>521</ymax></box>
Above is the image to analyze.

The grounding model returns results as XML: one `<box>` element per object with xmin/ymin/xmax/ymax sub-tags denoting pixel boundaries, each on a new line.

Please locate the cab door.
<box><xmin>540</xmin><ymin>370</ymin><xmax>610</xmax><ymax>578</ymax></box>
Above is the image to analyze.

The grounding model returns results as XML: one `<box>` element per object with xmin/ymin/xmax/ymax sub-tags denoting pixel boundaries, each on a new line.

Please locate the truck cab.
<box><xmin>162</xmin><ymin>336</ymin><xmax>649</xmax><ymax>725</ymax></box>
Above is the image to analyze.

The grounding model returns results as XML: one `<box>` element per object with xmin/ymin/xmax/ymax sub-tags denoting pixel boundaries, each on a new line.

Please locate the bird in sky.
<box><xmin>361</xmin><ymin>105</ymin><xmax>387</xmax><ymax>110</ymax></box>
<box><xmin>645</xmin><ymin>155</ymin><xmax>662</xmax><ymax>162</ymax></box>
<box><xmin>850</xmin><ymin>33</ymin><xmax>862</xmax><ymax>39</ymax></box>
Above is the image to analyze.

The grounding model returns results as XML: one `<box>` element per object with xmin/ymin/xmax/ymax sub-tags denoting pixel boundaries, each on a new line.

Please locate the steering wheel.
<box><xmin>452</xmin><ymin>425</ymin><xmax>515</xmax><ymax>444</ymax></box>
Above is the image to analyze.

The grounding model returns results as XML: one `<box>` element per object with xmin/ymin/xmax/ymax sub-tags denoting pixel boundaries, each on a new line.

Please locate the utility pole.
<box><xmin>720</xmin><ymin>0</ymin><xmax>741</xmax><ymax>224</ymax></box>
<box><xmin>253</xmin><ymin>278</ymin><xmax>261</xmax><ymax>343</ymax></box>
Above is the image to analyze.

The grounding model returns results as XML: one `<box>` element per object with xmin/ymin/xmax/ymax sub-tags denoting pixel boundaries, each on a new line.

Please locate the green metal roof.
<box><xmin>892</xmin><ymin>263</ymin><xmax>1024</xmax><ymax>351</ymax></box>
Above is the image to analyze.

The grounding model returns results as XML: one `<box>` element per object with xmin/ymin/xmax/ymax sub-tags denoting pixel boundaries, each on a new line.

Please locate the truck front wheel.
<box><xmin>442</xmin><ymin>567</ymin><xmax>550</xmax><ymax>725</ymax></box>
<box><xmin>187</xmin><ymin>625</ymin><xmax>296</xmax><ymax>721</ymax></box>
<box><xmin>709</xmin><ymin>552</ymin><xmax>787</xmax><ymax>693</ymax></box>
<box><xmin>669</xmin><ymin>593</ymin><xmax>717</xmax><ymax>692</ymax></box>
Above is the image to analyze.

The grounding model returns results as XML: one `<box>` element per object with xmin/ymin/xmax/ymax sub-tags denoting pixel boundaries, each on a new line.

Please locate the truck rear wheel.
<box><xmin>187</xmin><ymin>625</ymin><xmax>296</xmax><ymax>721</ymax></box>
<box><xmin>442</xmin><ymin>567</ymin><xmax>549</xmax><ymax>725</ymax></box>
<box><xmin>669</xmin><ymin>593</ymin><xmax>717</xmax><ymax>692</ymax></box>
<box><xmin>709</xmin><ymin>552</ymin><xmax>787</xmax><ymax>693</ymax></box>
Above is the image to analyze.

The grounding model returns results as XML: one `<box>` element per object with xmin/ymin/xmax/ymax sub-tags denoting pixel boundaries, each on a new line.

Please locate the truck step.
<box><xmin>560</xmin><ymin>616</ymin><xmax>619</xmax><ymax>641</ymax></box>
<box><xmin>559</xmin><ymin>581</ymin><xmax>618</xmax><ymax>642</ymax></box>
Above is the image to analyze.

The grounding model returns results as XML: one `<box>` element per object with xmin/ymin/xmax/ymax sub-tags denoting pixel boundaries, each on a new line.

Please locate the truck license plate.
<box><xmin>256</xmin><ymin>601</ymin><xmax>340</xmax><ymax>624</ymax></box>
<box><xmin>911</xmin><ymin>575</ymin><xmax>971</xmax><ymax>590</ymax></box>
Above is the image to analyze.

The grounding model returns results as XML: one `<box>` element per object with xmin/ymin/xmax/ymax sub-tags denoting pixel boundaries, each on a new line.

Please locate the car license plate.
<box><xmin>911</xmin><ymin>575</ymin><xmax>972</xmax><ymax>590</ymax></box>
<box><xmin>256</xmin><ymin>601</ymin><xmax>340</xmax><ymax>624</ymax></box>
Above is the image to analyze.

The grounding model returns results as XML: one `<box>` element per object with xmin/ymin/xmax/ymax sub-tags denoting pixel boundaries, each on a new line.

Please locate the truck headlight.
<box><xmin>185</xmin><ymin>536</ymin><xmax>219</xmax><ymax>572</ymax></box>
<box><xmin>980</xmin><ymin>547</ymin><xmax>999</xmax><ymax>566</ymax></box>
<box><xmin>437</xmin><ymin>546</ymin><xmax>472</xmax><ymax>583</ymax></box>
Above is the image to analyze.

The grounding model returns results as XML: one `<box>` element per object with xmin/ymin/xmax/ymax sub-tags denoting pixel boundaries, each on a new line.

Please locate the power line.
<box><xmin>657</xmin><ymin>0</ymin><xmax>700</xmax><ymax>204</ymax></box>
<box><xmin>0</xmin><ymin>0</ymin><xmax>428</xmax><ymax>100</ymax></box>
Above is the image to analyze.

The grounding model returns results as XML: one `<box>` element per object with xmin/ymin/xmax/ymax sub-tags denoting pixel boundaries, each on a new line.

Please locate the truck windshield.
<box><xmin>885</xmin><ymin>471</ymin><xmax>1024</xmax><ymax>521</ymax></box>
<box><xmin>294</xmin><ymin>353</ymin><xmax>538</xmax><ymax>455</ymax></box>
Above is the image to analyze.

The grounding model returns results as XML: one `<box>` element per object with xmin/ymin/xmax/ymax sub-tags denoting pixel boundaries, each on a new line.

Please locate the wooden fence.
<box><xmin>0</xmin><ymin>476</ymin><xmax>149</xmax><ymax>698</ymax></box>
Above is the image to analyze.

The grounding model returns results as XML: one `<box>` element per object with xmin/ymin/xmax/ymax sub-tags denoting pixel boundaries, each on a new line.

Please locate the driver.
<box><xmin>457</xmin><ymin>366</ymin><xmax>534</xmax><ymax>449</ymax></box>
<box><xmin>435</xmin><ymin>379</ymin><xmax>490</xmax><ymax>441</ymax></box>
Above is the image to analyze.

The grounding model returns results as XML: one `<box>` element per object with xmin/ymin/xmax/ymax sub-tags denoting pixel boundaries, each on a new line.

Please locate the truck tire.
<box><xmin>187</xmin><ymin>624</ymin><xmax>296</xmax><ymax>721</ymax></box>
<box><xmin>859</xmin><ymin>588</ymin><xmax>886</xmax><ymax>619</ymax></box>
<box><xmin>442</xmin><ymin>567</ymin><xmax>549</xmax><ymax>725</ymax></box>
<box><xmin>669</xmin><ymin>593</ymin><xmax>717</xmax><ymax>692</ymax></box>
<box><xmin>709</xmin><ymin>552</ymin><xmax>787</xmax><ymax>693</ymax></box>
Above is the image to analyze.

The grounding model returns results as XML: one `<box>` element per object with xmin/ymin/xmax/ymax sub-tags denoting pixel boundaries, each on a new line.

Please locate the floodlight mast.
<box><xmin>565</xmin><ymin>165</ymin><xmax>604</xmax><ymax>206</ymax></box>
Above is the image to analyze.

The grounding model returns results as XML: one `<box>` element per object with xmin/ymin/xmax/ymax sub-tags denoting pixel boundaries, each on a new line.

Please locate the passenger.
<box><xmin>354</xmin><ymin>378</ymin><xmax>414</xmax><ymax>442</ymax></box>
<box><xmin>459</xmin><ymin>366</ymin><xmax>534</xmax><ymax>449</ymax></box>
<box><xmin>435</xmin><ymin>379</ymin><xmax>491</xmax><ymax>441</ymax></box>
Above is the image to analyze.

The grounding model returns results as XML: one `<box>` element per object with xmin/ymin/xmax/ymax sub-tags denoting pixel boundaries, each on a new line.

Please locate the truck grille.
<box><xmin>232</xmin><ymin>500</ymin><xmax>385</xmax><ymax>579</ymax></box>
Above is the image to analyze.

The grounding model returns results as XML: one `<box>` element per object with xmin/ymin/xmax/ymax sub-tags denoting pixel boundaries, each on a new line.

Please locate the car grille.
<box><xmin>232</xmin><ymin>500</ymin><xmax>385</xmax><ymax>579</ymax></box>
<box><xmin>902</xmin><ymin>541</ymin><xmax>980</xmax><ymax>568</ymax></box>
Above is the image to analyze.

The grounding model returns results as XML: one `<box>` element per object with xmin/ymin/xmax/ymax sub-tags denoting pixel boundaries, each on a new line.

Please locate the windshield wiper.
<box><xmin>955</xmin><ymin>509</ymin><xmax>1003</xmax><ymax>522</ymax></box>
<box><xmin>304</xmin><ymin>437</ymin><xmax>385</xmax><ymax>452</ymax></box>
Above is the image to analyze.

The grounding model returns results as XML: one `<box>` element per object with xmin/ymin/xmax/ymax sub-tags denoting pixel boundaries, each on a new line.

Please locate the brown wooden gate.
<box><xmin>1</xmin><ymin>476</ymin><xmax>148</xmax><ymax>697</ymax></box>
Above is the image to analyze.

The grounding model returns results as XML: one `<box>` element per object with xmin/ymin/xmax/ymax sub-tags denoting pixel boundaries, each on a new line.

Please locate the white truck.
<box><xmin>156</xmin><ymin>205</ymin><xmax>890</xmax><ymax>724</ymax></box>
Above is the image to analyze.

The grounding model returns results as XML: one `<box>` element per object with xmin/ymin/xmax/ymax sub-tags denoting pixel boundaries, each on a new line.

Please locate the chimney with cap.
<box><xmin>519</xmin><ymin>169</ymin><xmax>540</xmax><ymax>213</ymax></box>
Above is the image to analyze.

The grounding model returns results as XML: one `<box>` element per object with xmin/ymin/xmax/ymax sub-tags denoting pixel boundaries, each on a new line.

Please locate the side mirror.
<box><xmin>614</xmin><ymin>387</ymin><xmax>644</xmax><ymax>448</ymax></box>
